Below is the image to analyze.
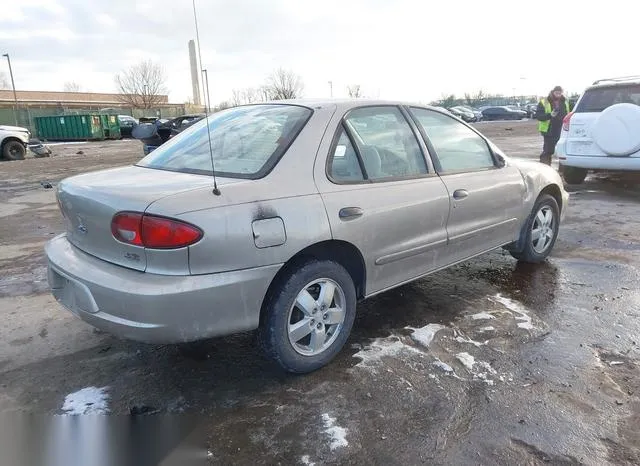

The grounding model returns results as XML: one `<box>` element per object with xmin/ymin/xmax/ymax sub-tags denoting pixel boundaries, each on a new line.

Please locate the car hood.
<box><xmin>0</xmin><ymin>125</ymin><xmax>29</xmax><ymax>133</ymax></box>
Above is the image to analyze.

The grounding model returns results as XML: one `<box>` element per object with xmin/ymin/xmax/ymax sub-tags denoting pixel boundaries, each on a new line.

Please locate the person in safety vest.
<box><xmin>535</xmin><ymin>85</ymin><xmax>570</xmax><ymax>165</ymax></box>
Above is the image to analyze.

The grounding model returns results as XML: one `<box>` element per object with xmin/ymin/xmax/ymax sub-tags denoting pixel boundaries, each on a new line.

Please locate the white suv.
<box><xmin>0</xmin><ymin>125</ymin><xmax>30</xmax><ymax>160</ymax></box>
<box><xmin>556</xmin><ymin>76</ymin><xmax>640</xmax><ymax>184</ymax></box>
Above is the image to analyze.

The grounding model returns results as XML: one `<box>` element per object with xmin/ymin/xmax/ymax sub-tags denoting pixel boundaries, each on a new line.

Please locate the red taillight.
<box><xmin>111</xmin><ymin>212</ymin><xmax>202</xmax><ymax>249</ymax></box>
<box><xmin>562</xmin><ymin>111</ymin><xmax>574</xmax><ymax>131</ymax></box>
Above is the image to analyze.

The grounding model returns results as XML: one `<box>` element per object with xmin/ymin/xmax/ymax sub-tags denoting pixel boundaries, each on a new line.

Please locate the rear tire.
<box><xmin>510</xmin><ymin>194</ymin><xmax>560</xmax><ymax>263</ymax></box>
<box><xmin>2</xmin><ymin>140</ymin><xmax>26</xmax><ymax>161</ymax></box>
<box><xmin>259</xmin><ymin>259</ymin><xmax>357</xmax><ymax>373</ymax></box>
<box><xmin>562</xmin><ymin>166</ymin><xmax>588</xmax><ymax>184</ymax></box>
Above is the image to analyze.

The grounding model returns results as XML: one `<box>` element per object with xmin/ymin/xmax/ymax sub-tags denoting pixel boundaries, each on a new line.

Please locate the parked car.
<box><xmin>132</xmin><ymin>114</ymin><xmax>205</xmax><ymax>154</ymax></box>
<box><xmin>557</xmin><ymin>76</ymin><xmax>640</xmax><ymax>184</ymax></box>
<box><xmin>448</xmin><ymin>106</ymin><xmax>476</xmax><ymax>122</ymax></box>
<box><xmin>524</xmin><ymin>103</ymin><xmax>538</xmax><ymax>118</ymax></box>
<box><xmin>45</xmin><ymin>100</ymin><xmax>568</xmax><ymax>373</ymax></box>
<box><xmin>117</xmin><ymin>115</ymin><xmax>138</xmax><ymax>138</ymax></box>
<box><xmin>481</xmin><ymin>106</ymin><xmax>528</xmax><ymax>121</ymax></box>
<box><xmin>465</xmin><ymin>107</ymin><xmax>484</xmax><ymax>122</ymax></box>
<box><xmin>0</xmin><ymin>124</ymin><xmax>31</xmax><ymax>160</ymax></box>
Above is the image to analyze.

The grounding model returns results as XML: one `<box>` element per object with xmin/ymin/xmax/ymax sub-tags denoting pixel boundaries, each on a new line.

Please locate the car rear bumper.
<box><xmin>45</xmin><ymin>234</ymin><xmax>281</xmax><ymax>344</ymax></box>
<box><xmin>558</xmin><ymin>154</ymin><xmax>640</xmax><ymax>171</ymax></box>
<box><xmin>557</xmin><ymin>139</ymin><xmax>640</xmax><ymax>170</ymax></box>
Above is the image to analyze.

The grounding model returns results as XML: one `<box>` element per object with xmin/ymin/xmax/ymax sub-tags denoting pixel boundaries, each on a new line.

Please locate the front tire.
<box><xmin>259</xmin><ymin>260</ymin><xmax>357</xmax><ymax>373</ymax></box>
<box><xmin>2</xmin><ymin>140</ymin><xmax>26</xmax><ymax>160</ymax></box>
<box><xmin>562</xmin><ymin>166</ymin><xmax>588</xmax><ymax>184</ymax></box>
<box><xmin>510</xmin><ymin>194</ymin><xmax>560</xmax><ymax>263</ymax></box>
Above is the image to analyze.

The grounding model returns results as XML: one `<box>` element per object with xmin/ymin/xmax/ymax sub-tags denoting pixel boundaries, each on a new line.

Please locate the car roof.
<box><xmin>587</xmin><ymin>76</ymin><xmax>640</xmax><ymax>90</ymax></box>
<box><xmin>248</xmin><ymin>98</ymin><xmax>446</xmax><ymax>113</ymax></box>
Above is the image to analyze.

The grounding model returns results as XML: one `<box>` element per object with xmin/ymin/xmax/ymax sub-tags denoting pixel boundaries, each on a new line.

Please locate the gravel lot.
<box><xmin>0</xmin><ymin>121</ymin><xmax>638</xmax><ymax>465</ymax></box>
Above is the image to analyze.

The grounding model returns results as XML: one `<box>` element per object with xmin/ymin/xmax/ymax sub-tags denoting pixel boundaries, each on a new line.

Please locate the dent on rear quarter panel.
<box><xmin>182</xmin><ymin>195</ymin><xmax>332</xmax><ymax>275</ymax></box>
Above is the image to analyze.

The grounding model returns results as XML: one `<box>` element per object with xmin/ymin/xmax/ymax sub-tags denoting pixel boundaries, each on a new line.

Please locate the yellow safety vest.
<box><xmin>538</xmin><ymin>98</ymin><xmax>571</xmax><ymax>133</ymax></box>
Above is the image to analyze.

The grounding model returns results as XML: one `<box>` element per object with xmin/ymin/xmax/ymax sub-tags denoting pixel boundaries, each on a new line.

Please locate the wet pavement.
<box><xmin>0</xmin><ymin>126</ymin><xmax>639</xmax><ymax>465</ymax></box>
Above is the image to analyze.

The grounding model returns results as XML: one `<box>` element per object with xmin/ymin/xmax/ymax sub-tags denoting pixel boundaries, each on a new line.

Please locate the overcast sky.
<box><xmin>1</xmin><ymin>0</ymin><xmax>638</xmax><ymax>104</ymax></box>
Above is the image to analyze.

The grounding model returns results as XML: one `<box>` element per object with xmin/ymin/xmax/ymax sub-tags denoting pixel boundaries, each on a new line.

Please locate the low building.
<box><xmin>0</xmin><ymin>90</ymin><xmax>195</xmax><ymax>133</ymax></box>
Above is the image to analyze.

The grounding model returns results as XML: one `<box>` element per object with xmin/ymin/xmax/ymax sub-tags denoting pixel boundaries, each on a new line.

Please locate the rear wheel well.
<box><xmin>260</xmin><ymin>240</ymin><xmax>366</xmax><ymax>324</ymax></box>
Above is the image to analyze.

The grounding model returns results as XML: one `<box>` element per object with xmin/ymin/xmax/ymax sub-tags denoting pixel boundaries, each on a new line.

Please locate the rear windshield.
<box><xmin>137</xmin><ymin>104</ymin><xmax>312</xmax><ymax>178</ymax></box>
<box><xmin>575</xmin><ymin>84</ymin><xmax>640</xmax><ymax>113</ymax></box>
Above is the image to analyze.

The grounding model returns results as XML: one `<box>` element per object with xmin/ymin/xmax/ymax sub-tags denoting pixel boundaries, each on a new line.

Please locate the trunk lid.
<box><xmin>56</xmin><ymin>165</ymin><xmax>219</xmax><ymax>271</ymax></box>
<box><xmin>564</xmin><ymin>112</ymin><xmax>602</xmax><ymax>157</ymax></box>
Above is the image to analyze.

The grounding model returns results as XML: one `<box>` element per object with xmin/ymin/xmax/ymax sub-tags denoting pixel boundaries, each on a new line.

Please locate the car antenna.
<box><xmin>192</xmin><ymin>0</ymin><xmax>220</xmax><ymax>196</ymax></box>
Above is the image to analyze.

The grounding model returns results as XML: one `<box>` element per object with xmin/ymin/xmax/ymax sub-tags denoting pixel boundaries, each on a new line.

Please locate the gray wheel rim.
<box><xmin>9</xmin><ymin>145</ymin><xmax>22</xmax><ymax>157</ymax></box>
<box><xmin>287</xmin><ymin>278</ymin><xmax>346</xmax><ymax>356</ymax></box>
<box><xmin>531</xmin><ymin>205</ymin><xmax>555</xmax><ymax>254</ymax></box>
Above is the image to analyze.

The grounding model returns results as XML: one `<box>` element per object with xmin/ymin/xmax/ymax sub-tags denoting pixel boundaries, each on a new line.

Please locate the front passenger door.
<box><xmin>408</xmin><ymin>107</ymin><xmax>526</xmax><ymax>263</ymax></box>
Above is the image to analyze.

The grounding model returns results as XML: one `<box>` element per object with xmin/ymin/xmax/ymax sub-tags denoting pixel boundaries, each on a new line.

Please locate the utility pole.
<box><xmin>2</xmin><ymin>53</ymin><xmax>19</xmax><ymax>126</ymax></box>
<box><xmin>202</xmin><ymin>69</ymin><xmax>212</xmax><ymax>112</ymax></box>
<box><xmin>328</xmin><ymin>80</ymin><xmax>333</xmax><ymax>98</ymax></box>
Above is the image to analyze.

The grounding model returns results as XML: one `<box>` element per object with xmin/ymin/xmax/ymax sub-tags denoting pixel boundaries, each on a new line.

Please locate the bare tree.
<box><xmin>265</xmin><ymin>68</ymin><xmax>304</xmax><ymax>100</ymax></box>
<box><xmin>347</xmin><ymin>84</ymin><xmax>363</xmax><ymax>98</ymax></box>
<box><xmin>64</xmin><ymin>81</ymin><xmax>82</xmax><ymax>92</ymax></box>
<box><xmin>258</xmin><ymin>85</ymin><xmax>272</xmax><ymax>102</ymax></box>
<box><xmin>0</xmin><ymin>72</ymin><xmax>9</xmax><ymax>90</ymax></box>
<box><xmin>114</xmin><ymin>60</ymin><xmax>168</xmax><ymax>109</ymax></box>
<box><xmin>231</xmin><ymin>89</ymin><xmax>243</xmax><ymax>107</ymax></box>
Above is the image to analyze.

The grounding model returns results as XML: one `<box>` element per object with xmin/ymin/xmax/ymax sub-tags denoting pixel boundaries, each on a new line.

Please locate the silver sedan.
<box><xmin>46</xmin><ymin>100</ymin><xmax>569</xmax><ymax>373</ymax></box>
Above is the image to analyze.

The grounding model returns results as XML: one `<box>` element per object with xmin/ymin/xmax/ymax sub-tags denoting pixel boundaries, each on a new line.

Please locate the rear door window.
<box><xmin>575</xmin><ymin>84</ymin><xmax>640</xmax><ymax>113</ymax></box>
<box><xmin>342</xmin><ymin>106</ymin><xmax>428</xmax><ymax>180</ymax></box>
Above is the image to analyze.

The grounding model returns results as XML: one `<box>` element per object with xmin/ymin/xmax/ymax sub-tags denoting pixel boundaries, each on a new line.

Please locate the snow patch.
<box><xmin>492</xmin><ymin>294</ymin><xmax>535</xmax><ymax>330</ymax></box>
<box><xmin>353</xmin><ymin>336</ymin><xmax>422</xmax><ymax>368</ymax></box>
<box><xmin>455</xmin><ymin>335</ymin><xmax>486</xmax><ymax>347</ymax></box>
<box><xmin>301</xmin><ymin>455</ymin><xmax>315</xmax><ymax>466</ymax></box>
<box><xmin>433</xmin><ymin>359</ymin><xmax>454</xmax><ymax>373</ymax></box>
<box><xmin>322</xmin><ymin>414</ymin><xmax>348</xmax><ymax>450</ymax></box>
<box><xmin>408</xmin><ymin>323</ymin><xmax>446</xmax><ymax>347</ymax></box>
<box><xmin>456</xmin><ymin>352</ymin><xmax>475</xmax><ymax>371</ymax></box>
<box><xmin>470</xmin><ymin>312</ymin><xmax>495</xmax><ymax>320</ymax></box>
<box><xmin>61</xmin><ymin>386</ymin><xmax>109</xmax><ymax>415</ymax></box>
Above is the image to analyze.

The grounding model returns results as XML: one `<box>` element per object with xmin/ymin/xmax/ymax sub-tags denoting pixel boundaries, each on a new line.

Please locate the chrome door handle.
<box><xmin>339</xmin><ymin>207</ymin><xmax>364</xmax><ymax>220</ymax></box>
<box><xmin>452</xmin><ymin>189</ymin><xmax>469</xmax><ymax>200</ymax></box>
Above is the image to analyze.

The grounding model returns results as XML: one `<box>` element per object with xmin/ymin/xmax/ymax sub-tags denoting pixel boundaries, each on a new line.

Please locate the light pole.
<box><xmin>2</xmin><ymin>53</ymin><xmax>19</xmax><ymax>126</ymax></box>
<box><xmin>328</xmin><ymin>80</ymin><xmax>333</xmax><ymax>98</ymax></box>
<box><xmin>142</xmin><ymin>83</ymin><xmax>149</xmax><ymax>109</ymax></box>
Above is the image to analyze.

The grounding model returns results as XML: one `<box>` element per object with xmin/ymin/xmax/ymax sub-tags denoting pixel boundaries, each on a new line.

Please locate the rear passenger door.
<box><xmin>408</xmin><ymin>107</ymin><xmax>526</xmax><ymax>263</ymax></box>
<box><xmin>314</xmin><ymin>106</ymin><xmax>452</xmax><ymax>295</ymax></box>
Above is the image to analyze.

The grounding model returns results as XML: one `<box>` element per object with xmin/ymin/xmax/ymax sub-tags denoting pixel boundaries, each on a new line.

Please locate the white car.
<box><xmin>557</xmin><ymin>76</ymin><xmax>640</xmax><ymax>184</ymax></box>
<box><xmin>0</xmin><ymin>124</ymin><xmax>30</xmax><ymax>160</ymax></box>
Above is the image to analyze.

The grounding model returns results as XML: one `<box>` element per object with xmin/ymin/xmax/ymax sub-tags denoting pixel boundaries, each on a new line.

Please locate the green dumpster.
<box><xmin>33</xmin><ymin>114</ymin><xmax>121</xmax><ymax>141</ymax></box>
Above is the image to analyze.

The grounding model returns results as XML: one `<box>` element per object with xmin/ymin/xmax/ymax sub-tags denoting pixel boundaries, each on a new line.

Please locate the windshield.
<box><xmin>575</xmin><ymin>84</ymin><xmax>640</xmax><ymax>113</ymax></box>
<box><xmin>137</xmin><ymin>104</ymin><xmax>312</xmax><ymax>178</ymax></box>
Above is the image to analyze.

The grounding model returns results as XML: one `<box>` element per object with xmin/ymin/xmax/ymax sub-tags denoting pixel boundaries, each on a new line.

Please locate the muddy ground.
<box><xmin>0</xmin><ymin>121</ymin><xmax>639</xmax><ymax>465</ymax></box>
